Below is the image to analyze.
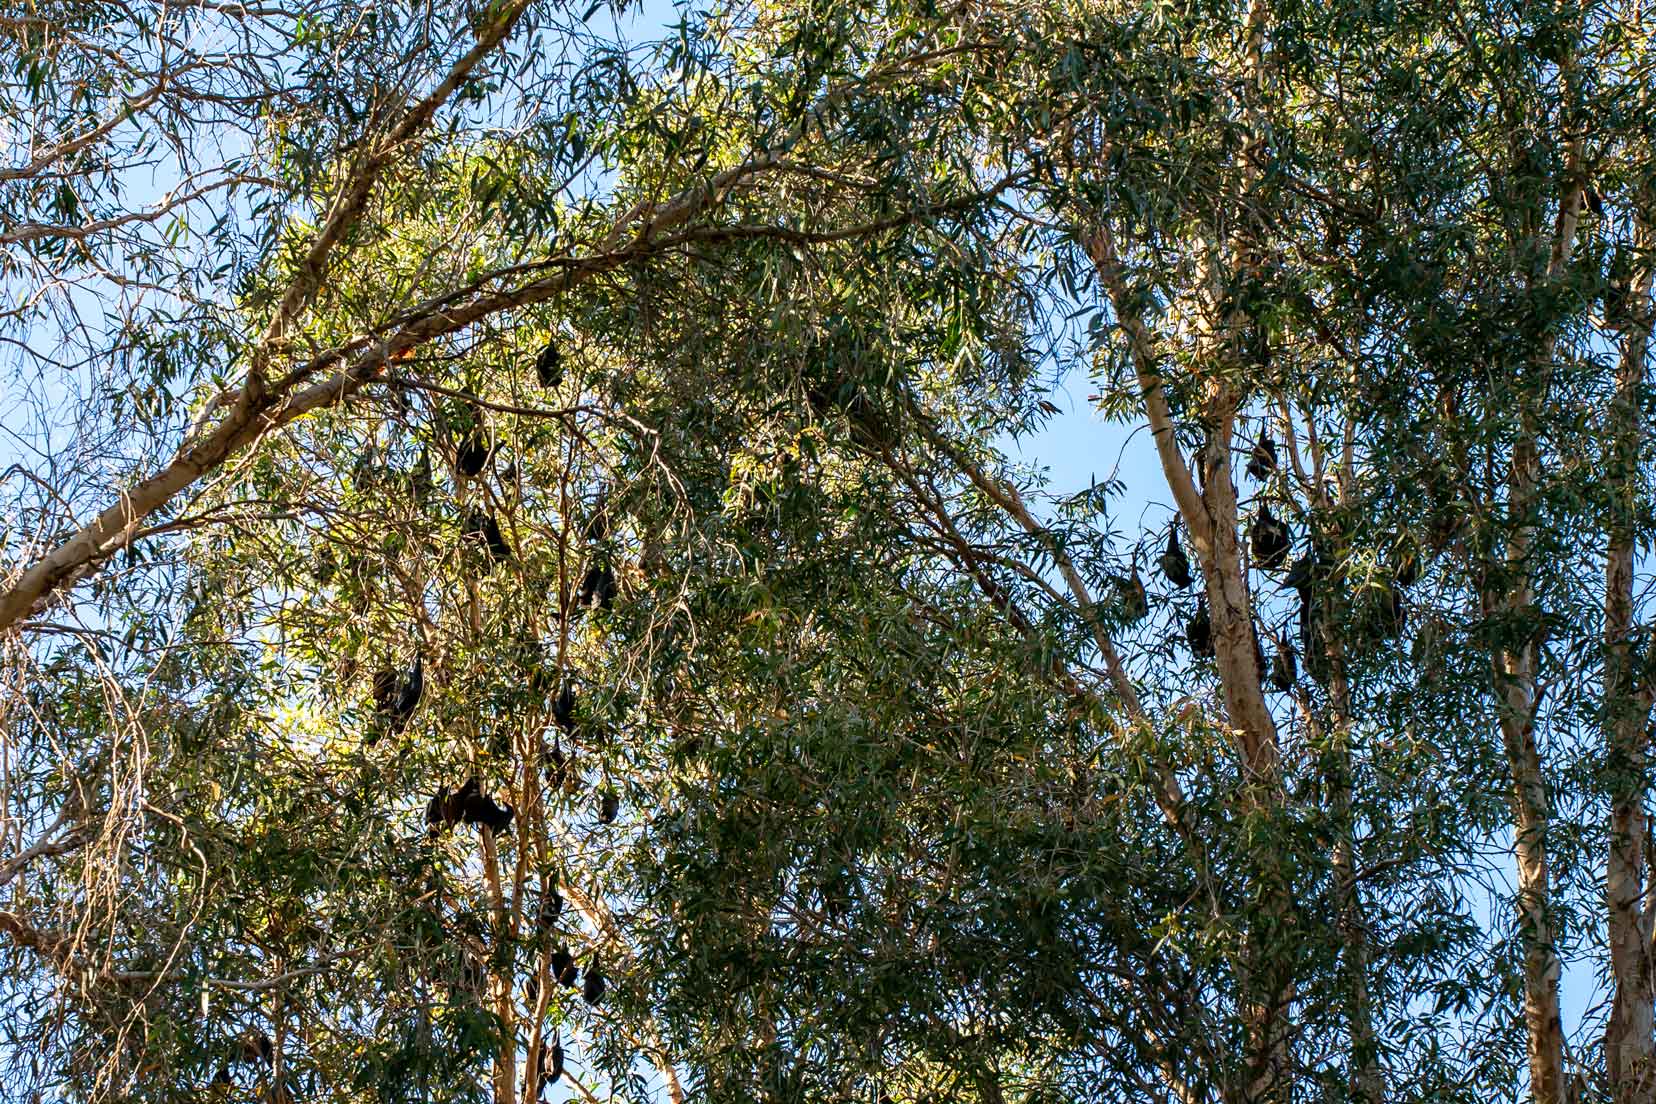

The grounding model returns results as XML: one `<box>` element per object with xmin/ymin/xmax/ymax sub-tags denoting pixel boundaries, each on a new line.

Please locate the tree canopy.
<box><xmin>2</xmin><ymin>1</ymin><xmax>1654</xmax><ymax>1102</ymax></box>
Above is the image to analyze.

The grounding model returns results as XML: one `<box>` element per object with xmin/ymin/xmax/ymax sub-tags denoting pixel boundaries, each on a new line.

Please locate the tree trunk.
<box><xmin>1329</xmin><ymin>669</ymin><xmax>1384</xmax><ymax>1103</ymax></box>
<box><xmin>1486</xmin><ymin>420</ymin><xmax>1564</xmax><ymax>1104</ymax></box>
<box><xmin>1486</xmin><ymin>427</ymin><xmax>1564</xmax><ymax>1104</ymax></box>
<box><xmin>1504</xmin><ymin>702</ymin><xmax>1566</xmax><ymax>1104</ymax></box>
<box><xmin>1493</xmin><ymin>89</ymin><xmax>1588</xmax><ymax>1103</ymax></box>
<box><xmin>1080</xmin><ymin>215</ymin><xmax>1295</xmax><ymax>1098</ymax></box>
<box><xmin>1604</xmin><ymin>214</ymin><xmax>1656</xmax><ymax>1104</ymax></box>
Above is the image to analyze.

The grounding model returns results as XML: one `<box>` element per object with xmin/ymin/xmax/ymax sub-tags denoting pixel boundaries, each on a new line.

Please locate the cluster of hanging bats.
<box><xmin>456</xmin><ymin>340</ymin><xmax>620</xmax><ymax>609</ymax></box>
<box><xmin>1122</xmin><ymin>428</ymin><xmax>1415</xmax><ymax>690</ymax></box>
<box><xmin>328</xmin><ymin>337</ymin><xmax>618</xmax><ymax>596</ymax></box>
<box><xmin>245</xmin><ymin>337</ymin><xmax>616</xmax><ymax>1098</ymax></box>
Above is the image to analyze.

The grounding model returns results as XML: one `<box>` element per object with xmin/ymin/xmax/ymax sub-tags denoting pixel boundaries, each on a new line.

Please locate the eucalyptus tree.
<box><xmin>890</xmin><ymin>3</ymin><xmax>1656</xmax><ymax>1103</ymax></box>
<box><xmin>623</xmin><ymin>1</ymin><xmax>1656</xmax><ymax>1102</ymax></box>
<box><xmin>0</xmin><ymin>2</ymin><xmax>1107</xmax><ymax>1102</ymax></box>
<box><xmin>5</xmin><ymin>2</ymin><xmax>1656</xmax><ymax>1104</ymax></box>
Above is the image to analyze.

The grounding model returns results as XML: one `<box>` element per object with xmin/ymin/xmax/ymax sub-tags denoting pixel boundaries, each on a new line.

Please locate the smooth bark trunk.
<box><xmin>1604</xmin><ymin>216</ymin><xmax>1656</xmax><ymax>1104</ymax></box>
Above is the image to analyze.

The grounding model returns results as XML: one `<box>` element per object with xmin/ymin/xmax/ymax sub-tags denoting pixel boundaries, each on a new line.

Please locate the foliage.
<box><xmin>2</xmin><ymin>1</ymin><xmax>1654</xmax><ymax>1103</ymax></box>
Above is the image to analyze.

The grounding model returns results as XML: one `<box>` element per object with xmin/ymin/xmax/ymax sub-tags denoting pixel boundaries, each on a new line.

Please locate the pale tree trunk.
<box><xmin>481</xmin><ymin>830</ymin><xmax>518</xmax><ymax>1104</ymax></box>
<box><xmin>1331</xmin><ymin>791</ymin><xmax>1381</xmax><ymax>1102</ymax></box>
<box><xmin>1487</xmin><ymin>65</ymin><xmax>1593</xmax><ymax>1101</ymax></box>
<box><xmin>1495</xmin><ymin>664</ymin><xmax>1565</xmax><ymax>1104</ymax></box>
<box><xmin>1485</xmin><ymin>374</ymin><xmax>1565</xmax><ymax>1104</ymax></box>
<box><xmin>1084</xmin><ymin>217</ymin><xmax>1293</xmax><ymax>1100</ymax></box>
<box><xmin>1094</xmin><ymin>41</ymin><xmax>1295</xmax><ymax>1096</ymax></box>
<box><xmin>1484</xmin><ymin>389</ymin><xmax>1566</xmax><ymax>1096</ymax></box>
<box><xmin>1274</xmin><ymin>406</ymin><xmax>1385</xmax><ymax>1103</ymax></box>
<box><xmin>1604</xmin><ymin>210</ymin><xmax>1656</xmax><ymax>1104</ymax></box>
<box><xmin>1327</xmin><ymin>671</ymin><xmax>1383</xmax><ymax>1103</ymax></box>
